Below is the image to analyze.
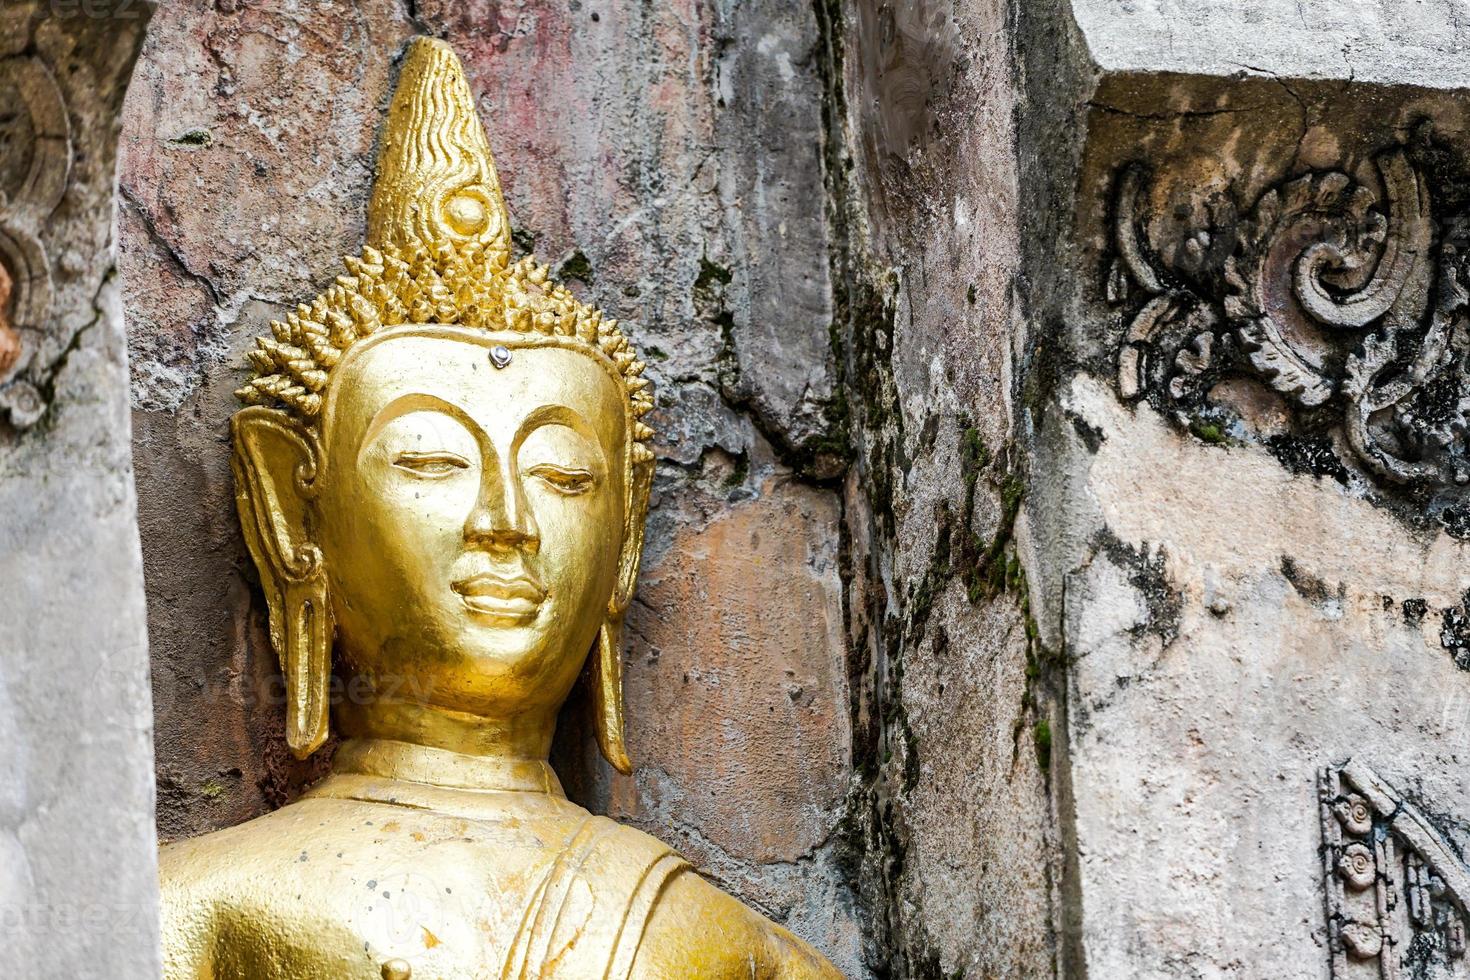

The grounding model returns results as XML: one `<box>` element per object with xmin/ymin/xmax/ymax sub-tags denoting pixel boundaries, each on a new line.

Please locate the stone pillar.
<box><xmin>828</xmin><ymin>0</ymin><xmax>1470</xmax><ymax>977</ymax></box>
<box><xmin>827</xmin><ymin>2</ymin><xmax>1061</xmax><ymax>975</ymax></box>
<box><xmin>1020</xmin><ymin>1</ymin><xmax>1470</xmax><ymax>976</ymax></box>
<box><xmin>0</xmin><ymin>2</ymin><xmax>159</xmax><ymax>978</ymax></box>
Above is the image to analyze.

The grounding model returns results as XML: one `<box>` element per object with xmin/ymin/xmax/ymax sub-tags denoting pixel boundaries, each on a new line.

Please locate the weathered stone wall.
<box><xmin>120</xmin><ymin>0</ymin><xmax>863</xmax><ymax>973</ymax></box>
<box><xmin>122</xmin><ymin>3</ymin><xmax>1470</xmax><ymax>978</ymax></box>
<box><xmin>832</xmin><ymin>1</ymin><xmax>1061</xmax><ymax>976</ymax></box>
<box><xmin>0</xmin><ymin>3</ymin><xmax>159</xmax><ymax>978</ymax></box>
<box><xmin>826</xmin><ymin>1</ymin><xmax>1470</xmax><ymax>976</ymax></box>
<box><xmin>1021</xmin><ymin>8</ymin><xmax>1470</xmax><ymax>977</ymax></box>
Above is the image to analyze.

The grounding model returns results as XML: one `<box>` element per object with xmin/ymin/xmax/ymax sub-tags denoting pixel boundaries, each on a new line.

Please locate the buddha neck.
<box><xmin>332</xmin><ymin>696</ymin><xmax>561</xmax><ymax>794</ymax></box>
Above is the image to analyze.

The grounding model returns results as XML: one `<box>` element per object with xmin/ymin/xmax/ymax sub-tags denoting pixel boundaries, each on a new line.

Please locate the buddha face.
<box><xmin>311</xmin><ymin>326</ymin><xmax>628</xmax><ymax>718</ymax></box>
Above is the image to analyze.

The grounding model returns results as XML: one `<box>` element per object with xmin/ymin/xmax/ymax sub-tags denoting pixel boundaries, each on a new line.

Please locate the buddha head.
<box><xmin>229</xmin><ymin>38</ymin><xmax>653</xmax><ymax>772</ymax></box>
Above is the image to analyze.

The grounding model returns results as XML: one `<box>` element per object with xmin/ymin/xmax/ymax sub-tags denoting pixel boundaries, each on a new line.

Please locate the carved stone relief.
<box><xmin>1320</xmin><ymin>761</ymin><xmax>1470</xmax><ymax>977</ymax></box>
<box><xmin>0</xmin><ymin>53</ymin><xmax>69</xmax><ymax>429</ymax></box>
<box><xmin>1108</xmin><ymin>131</ymin><xmax>1470</xmax><ymax>521</ymax></box>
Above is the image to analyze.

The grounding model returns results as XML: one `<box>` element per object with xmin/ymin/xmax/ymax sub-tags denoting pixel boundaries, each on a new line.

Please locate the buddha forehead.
<box><xmin>320</xmin><ymin>326</ymin><xmax>630</xmax><ymax>452</ymax></box>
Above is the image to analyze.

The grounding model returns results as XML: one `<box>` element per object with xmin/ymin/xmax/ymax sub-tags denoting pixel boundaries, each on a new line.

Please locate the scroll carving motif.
<box><xmin>1319</xmin><ymin>761</ymin><xmax>1470</xmax><ymax>978</ymax></box>
<box><xmin>1108</xmin><ymin>137</ymin><xmax>1470</xmax><ymax>495</ymax></box>
<box><xmin>0</xmin><ymin>53</ymin><xmax>70</xmax><ymax>429</ymax></box>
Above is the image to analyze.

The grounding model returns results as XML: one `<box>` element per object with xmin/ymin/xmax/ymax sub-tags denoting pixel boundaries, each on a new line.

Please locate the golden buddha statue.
<box><xmin>157</xmin><ymin>37</ymin><xmax>843</xmax><ymax>980</ymax></box>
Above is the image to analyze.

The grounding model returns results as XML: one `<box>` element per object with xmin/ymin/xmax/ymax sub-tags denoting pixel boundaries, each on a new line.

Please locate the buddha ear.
<box><xmin>614</xmin><ymin>456</ymin><xmax>655</xmax><ymax>608</ymax></box>
<box><xmin>231</xmin><ymin>407</ymin><xmax>332</xmax><ymax>759</ymax></box>
<box><xmin>590</xmin><ymin>456</ymin><xmax>654</xmax><ymax>775</ymax></box>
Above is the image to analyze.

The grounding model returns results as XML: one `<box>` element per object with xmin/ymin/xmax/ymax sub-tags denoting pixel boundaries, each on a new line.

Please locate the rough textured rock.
<box><xmin>123</xmin><ymin>0</ymin><xmax>417</xmax><ymax>839</ymax></box>
<box><xmin>121</xmin><ymin>0</ymin><xmax>861</xmax><ymax>973</ymax></box>
<box><xmin>1070</xmin><ymin>0</ymin><xmax>1470</xmax><ymax>89</ymax></box>
<box><xmin>832</xmin><ymin>2</ymin><xmax>1061</xmax><ymax>975</ymax></box>
<box><xmin>560</xmin><ymin>459</ymin><xmax>858</xmax><ymax>958</ymax></box>
<box><xmin>0</xmin><ymin>3</ymin><xmax>159</xmax><ymax>978</ymax></box>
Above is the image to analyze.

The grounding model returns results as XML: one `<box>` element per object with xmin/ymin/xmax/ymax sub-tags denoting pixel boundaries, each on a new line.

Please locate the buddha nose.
<box><xmin>465</xmin><ymin>464</ymin><xmax>539</xmax><ymax>553</ymax></box>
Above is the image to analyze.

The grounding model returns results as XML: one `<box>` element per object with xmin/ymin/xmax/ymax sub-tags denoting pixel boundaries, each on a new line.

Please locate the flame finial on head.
<box><xmin>367</xmin><ymin>37</ymin><xmax>511</xmax><ymax>259</ymax></box>
<box><xmin>235</xmin><ymin>38</ymin><xmax>654</xmax><ymax>457</ymax></box>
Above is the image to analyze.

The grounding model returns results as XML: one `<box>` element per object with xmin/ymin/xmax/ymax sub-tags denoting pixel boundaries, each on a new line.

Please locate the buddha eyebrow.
<box><xmin>512</xmin><ymin>404</ymin><xmax>602</xmax><ymax>451</ymax></box>
<box><xmin>358</xmin><ymin>393</ymin><xmax>480</xmax><ymax>461</ymax></box>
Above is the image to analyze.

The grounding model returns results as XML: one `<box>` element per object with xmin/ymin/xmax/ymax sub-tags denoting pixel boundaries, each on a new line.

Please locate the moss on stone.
<box><xmin>169</xmin><ymin>128</ymin><xmax>212</xmax><ymax>148</ymax></box>
<box><xmin>694</xmin><ymin>257</ymin><xmax>733</xmax><ymax>293</ymax></box>
<box><xmin>1032</xmin><ymin>719</ymin><xmax>1052</xmax><ymax>772</ymax></box>
<box><xmin>721</xmin><ymin>451</ymin><xmax>751</xmax><ymax>489</ymax></box>
<box><xmin>510</xmin><ymin>227</ymin><xmax>537</xmax><ymax>257</ymax></box>
<box><xmin>1189</xmin><ymin>419</ymin><xmax>1228</xmax><ymax>445</ymax></box>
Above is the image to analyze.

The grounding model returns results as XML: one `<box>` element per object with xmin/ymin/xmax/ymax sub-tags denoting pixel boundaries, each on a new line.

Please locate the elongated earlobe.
<box><xmin>592</xmin><ymin>452</ymin><xmax>653</xmax><ymax>774</ymax></box>
<box><xmin>592</xmin><ymin>618</ymin><xmax>632</xmax><ymax>775</ymax></box>
<box><xmin>283</xmin><ymin>569</ymin><xmax>331</xmax><ymax>758</ymax></box>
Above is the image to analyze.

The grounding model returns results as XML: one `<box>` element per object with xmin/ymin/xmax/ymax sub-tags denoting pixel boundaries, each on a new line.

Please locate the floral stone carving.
<box><xmin>0</xmin><ymin>53</ymin><xmax>70</xmax><ymax>429</ymax></box>
<box><xmin>1319</xmin><ymin>761</ymin><xmax>1470</xmax><ymax>978</ymax></box>
<box><xmin>1108</xmin><ymin>134</ymin><xmax>1470</xmax><ymax>506</ymax></box>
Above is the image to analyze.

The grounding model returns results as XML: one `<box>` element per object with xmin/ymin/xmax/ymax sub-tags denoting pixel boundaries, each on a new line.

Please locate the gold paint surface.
<box><xmin>159</xmin><ymin>36</ymin><xmax>844</xmax><ymax>979</ymax></box>
<box><xmin>367</xmin><ymin>38</ymin><xmax>510</xmax><ymax>256</ymax></box>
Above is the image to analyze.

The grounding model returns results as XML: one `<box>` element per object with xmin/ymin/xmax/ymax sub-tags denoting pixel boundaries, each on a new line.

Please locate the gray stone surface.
<box><xmin>1047</xmin><ymin>375</ymin><xmax>1470</xmax><ymax>977</ymax></box>
<box><xmin>1019</xmin><ymin>10</ymin><xmax>1470</xmax><ymax>978</ymax></box>
<box><xmin>833</xmin><ymin>1</ymin><xmax>1062</xmax><ymax>976</ymax></box>
<box><xmin>1072</xmin><ymin>0</ymin><xmax>1470</xmax><ymax>89</ymax></box>
<box><xmin>0</xmin><ymin>3</ymin><xmax>160</xmax><ymax>978</ymax></box>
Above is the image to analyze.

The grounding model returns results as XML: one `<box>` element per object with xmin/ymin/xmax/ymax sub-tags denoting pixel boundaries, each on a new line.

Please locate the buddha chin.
<box><xmin>156</xmin><ymin>34</ymin><xmax>844</xmax><ymax>980</ymax></box>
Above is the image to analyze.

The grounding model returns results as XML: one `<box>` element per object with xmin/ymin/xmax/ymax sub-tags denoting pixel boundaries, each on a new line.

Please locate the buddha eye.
<box><xmin>527</xmin><ymin>464</ymin><xmax>595</xmax><ymax>495</ymax></box>
<box><xmin>392</xmin><ymin>451</ymin><xmax>470</xmax><ymax>477</ymax></box>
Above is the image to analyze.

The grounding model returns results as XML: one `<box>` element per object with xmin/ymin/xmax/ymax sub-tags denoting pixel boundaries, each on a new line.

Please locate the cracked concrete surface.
<box><xmin>1019</xmin><ymin>21</ymin><xmax>1470</xmax><ymax>973</ymax></box>
<box><xmin>1071</xmin><ymin>0</ymin><xmax>1470</xmax><ymax>89</ymax></box>
<box><xmin>0</xmin><ymin>4</ymin><xmax>160</xmax><ymax>978</ymax></box>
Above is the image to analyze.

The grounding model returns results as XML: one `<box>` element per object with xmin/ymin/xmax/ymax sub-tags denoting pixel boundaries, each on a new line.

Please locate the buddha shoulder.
<box><xmin>157</xmin><ymin>800</ymin><xmax>359</xmax><ymax>977</ymax></box>
<box><xmin>158</xmin><ymin>797</ymin><xmax>343</xmax><ymax>903</ymax></box>
<box><xmin>156</xmin><ymin>792</ymin><xmax>591</xmax><ymax>978</ymax></box>
<box><xmin>632</xmin><ymin>871</ymin><xmax>845</xmax><ymax>979</ymax></box>
<box><xmin>159</xmin><ymin>798</ymin><xmax>844</xmax><ymax>979</ymax></box>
